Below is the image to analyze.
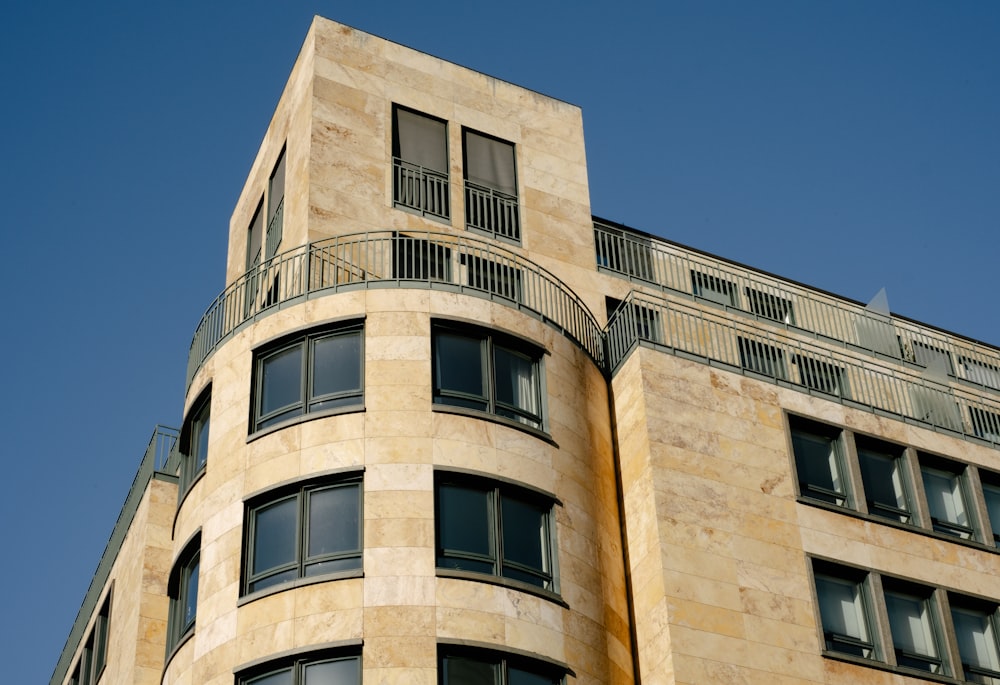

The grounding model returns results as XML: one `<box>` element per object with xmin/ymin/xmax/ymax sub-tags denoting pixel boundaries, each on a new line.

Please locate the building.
<box><xmin>51</xmin><ymin>16</ymin><xmax>1000</xmax><ymax>685</ymax></box>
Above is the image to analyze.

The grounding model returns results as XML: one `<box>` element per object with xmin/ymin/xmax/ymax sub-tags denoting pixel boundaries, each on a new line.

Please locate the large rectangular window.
<box><xmin>167</xmin><ymin>535</ymin><xmax>200</xmax><ymax>653</ymax></box>
<box><xmin>920</xmin><ymin>456</ymin><xmax>975</xmax><ymax>540</ymax></box>
<box><xmin>253</xmin><ymin>324</ymin><xmax>364</xmax><ymax>432</ymax></box>
<box><xmin>790</xmin><ymin>417</ymin><xmax>849</xmax><ymax>506</ymax></box>
<box><xmin>432</xmin><ymin>323</ymin><xmax>543</xmax><ymax>429</ymax></box>
<box><xmin>463</xmin><ymin>129</ymin><xmax>519</xmax><ymax>241</ymax></box>
<box><xmin>436</xmin><ymin>473</ymin><xmax>556</xmax><ymax>591</ymax></box>
<box><xmin>812</xmin><ymin>561</ymin><xmax>875</xmax><ymax>659</ymax></box>
<box><xmin>951</xmin><ymin>599</ymin><xmax>1000</xmax><ymax>684</ymax></box>
<box><xmin>440</xmin><ymin>650</ymin><xmax>564</xmax><ymax>685</ymax></box>
<box><xmin>244</xmin><ymin>477</ymin><xmax>362</xmax><ymax>595</ymax></box>
<box><xmin>393</xmin><ymin>106</ymin><xmax>449</xmax><ymax>220</ymax></box>
<box><xmin>856</xmin><ymin>437</ymin><xmax>910</xmax><ymax>523</ymax></box>
<box><xmin>883</xmin><ymin>580</ymin><xmax>943</xmax><ymax>673</ymax></box>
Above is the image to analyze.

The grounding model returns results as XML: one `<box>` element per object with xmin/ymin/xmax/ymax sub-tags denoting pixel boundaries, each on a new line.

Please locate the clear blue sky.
<box><xmin>2</xmin><ymin>1</ymin><xmax>998</xmax><ymax>682</ymax></box>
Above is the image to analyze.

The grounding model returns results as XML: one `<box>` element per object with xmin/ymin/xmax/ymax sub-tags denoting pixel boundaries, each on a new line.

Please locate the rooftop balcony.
<box><xmin>185</xmin><ymin>230</ymin><xmax>604</xmax><ymax>387</ymax></box>
<box><xmin>595</xmin><ymin>221</ymin><xmax>1000</xmax><ymax>396</ymax></box>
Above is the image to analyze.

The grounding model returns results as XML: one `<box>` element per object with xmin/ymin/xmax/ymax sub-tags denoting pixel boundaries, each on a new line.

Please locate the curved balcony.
<box><xmin>185</xmin><ymin>230</ymin><xmax>604</xmax><ymax>387</ymax></box>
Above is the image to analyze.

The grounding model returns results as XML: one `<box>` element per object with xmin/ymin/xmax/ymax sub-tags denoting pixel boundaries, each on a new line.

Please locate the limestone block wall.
<box><xmin>612</xmin><ymin>346</ymin><xmax>1000</xmax><ymax>685</ymax></box>
<box><xmin>166</xmin><ymin>289</ymin><xmax>632</xmax><ymax>685</ymax></box>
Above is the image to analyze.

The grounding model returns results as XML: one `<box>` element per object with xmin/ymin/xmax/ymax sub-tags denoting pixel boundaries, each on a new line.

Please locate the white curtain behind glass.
<box><xmin>816</xmin><ymin>576</ymin><xmax>867</xmax><ymax>641</ymax></box>
<box><xmin>953</xmin><ymin>608</ymin><xmax>1000</xmax><ymax>673</ymax></box>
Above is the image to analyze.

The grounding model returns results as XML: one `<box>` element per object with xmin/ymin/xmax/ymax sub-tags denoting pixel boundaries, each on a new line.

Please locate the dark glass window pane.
<box><xmin>443</xmin><ymin>657</ymin><xmax>497</xmax><ymax>685</ymax></box>
<box><xmin>184</xmin><ymin>558</ymin><xmax>199</xmax><ymax>630</ymax></box>
<box><xmin>494</xmin><ymin>346</ymin><xmax>538</xmax><ymax>417</ymax></box>
<box><xmin>509</xmin><ymin>667</ymin><xmax>559</xmax><ymax>685</ymax></box>
<box><xmin>436</xmin><ymin>333</ymin><xmax>485</xmax><ymax>400</ymax></box>
<box><xmin>252</xmin><ymin>497</ymin><xmax>297</xmax><ymax>576</ymax></box>
<box><xmin>792</xmin><ymin>429</ymin><xmax>845</xmax><ymax>503</ymax></box>
<box><xmin>247</xmin><ymin>669</ymin><xmax>294</xmax><ymax>685</ymax></box>
<box><xmin>311</xmin><ymin>333</ymin><xmax>361</xmax><ymax>401</ymax></box>
<box><xmin>261</xmin><ymin>345</ymin><xmax>303</xmax><ymax>417</ymax></box>
<box><xmin>858</xmin><ymin>448</ymin><xmax>908</xmax><ymax>521</ymax></box>
<box><xmin>501</xmin><ymin>496</ymin><xmax>547</xmax><ymax>573</ymax></box>
<box><xmin>307</xmin><ymin>485</ymin><xmax>360</xmax><ymax>559</ymax></box>
<box><xmin>195</xmin><ymin>414</ymin><xmax>210</xmax><ymax>471</ymax></box>
<box><xmin>465</xmin><ymin>131</ymin><xmax>516</xmax><ymax>196</ymax></box>
<box><xmin>304</xmin><ymin>657</ymin><xmax>359</xmax><ymax>685</ymax></box>
<box><xmin>439</xmin><ymin>484</ymin><xmax>492</xmax><ymax>558</ymax></box>
<box><xmin>249</xmin><ymin>568</ymin><xmax>298</xmax><ymax>593</ymax></box>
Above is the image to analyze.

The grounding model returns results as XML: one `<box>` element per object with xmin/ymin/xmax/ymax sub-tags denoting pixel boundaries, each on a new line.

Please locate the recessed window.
<box><xmin>392</xmin><ymin>106</ymin><xmax>449</xmax><ymax>220</ymax></box>
<box><xmin>812</xmin><ymin>561</ymin><xmax>875</xmax><ymax>659</ymax></box>
<box><xmin>432</xmin><ymin>323</ymin><xmax>543</xmax><ymax>429</ymax></box>
<box><xmin>981</xmin><ymin>474</ymin><xmax>1000</xmax><ymax>544</ymax></box>
<box><xmin>167</xmin><ymin>535</ymin><xmax>200</xmax><ymax>652</ymax></box>
<box><xmin>436</xmin><ymin>473</ymin><xmax>556</xmax><ymax>591</ymax></box>
<box><xmin>793</xmin><ymin>355</ymin><xmax>848</xmax><ymax>397</ymax></box>
<box><xmin>738</xmin><ymin>337</ymin><xmax>786</xmax><ymax>379</ymax></box>
<box><xmin>393</xmin><ymin>233</ymin><xmax>452</xmax><ymax>281</ymax></box>
<box><xmin>463</xmin><ymin>129</ymin><xmax>519</xmax><ymax>241</ymax></box>
<box><xmin>856</xmin><ymin>437</ymin><xmax>910</xmax><ymax>523</ymax></box>
<box><xmin>70</xmin><ymin>591</ymin><xmax>112</xmax><ymax>685</ymax></box>
<box><xmin>243</xmin><ymin>477</ymin><xmax>362</xmax><ymax>595</ymax></box>
<box><xmin>920</xmin><ymin>456</ymin><xmax>975</xmax><ymax>540</ymax></box>
<box><xmin>883</xmin><ymin>580</ymin><xmax>942</xmax><ymax>673</ymax></box>
<box><xmin>179</xmin><ymin>390</ymin><xmax>211</xmax><ymax>497</ymax></box>
<box><xmin>240</xmin><ymin>654</ymin><xmax>361</xmax><ymax>685</ymax></box>
<box><xmin>252</xmin><ymin>324</ymin><xmax>363</xmax><ymax>432</ymax></box>
<box><xmin>462</xmin><ymin>254</ymin><xmax>523</xmax><ymax>303</ymax></box>
<box><xmin>691</xmin><ymin>270</ymin><xmax>736</xmax><ymax>307</ymax></box>
<box><xmin>790</xmin><ymin>417</ymin><xmax>848</xmax><ymax>506</ymax></box>
<box><xmin>745</xmin><ymin>287</ymin><xmax>795</xmax><ymax>324</ymax></box>
<box><xmin>951</xmin><ymin>598</ymin><xmax>1000</xmax><ymax>684</ymax></box>
<box><xmin>266</xmin><ymin>146</ymin><xmax>285</xmax><ymax>259</ymax></box>
<box><xmin>440</xmin><ymin>651</ymin><xmax>564</xmax><ymax>685</ymax></box>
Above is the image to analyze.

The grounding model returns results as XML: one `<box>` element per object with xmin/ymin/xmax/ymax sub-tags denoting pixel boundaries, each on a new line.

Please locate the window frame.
<box><xmin>919</xmin><ymin>455</ymin><xmax>976</xmax><ymax>541</ymax></box>
<box><xmin>431</xmin><ymin>322</ymin><xmax>545</xmax><ymax>431</ymax></box>
<box><xmin>950</xmin><ymin>597</ymin><xmax>1000</xmax><ymax>684</ymax></box>
<box><xmin>789</xmin><ymin>416</ymin><xmax>850</xmax><ymax>507</ymax></box>
<box><xmin>435</xmin><ymin>471</ymin><xmax>559</xmax><ymax>595</ymax></box>
<box><xmin>812</xmin><ymin>561</ymin><xmax>877</xmax><ymax>660</ymax></box>
<box><xmin>251</xmin><ymin>323</ymin><xmax>364</xmax><ymax>434</ymax></box>
<box><xmin>242</xmin><ymin>475</ymin><xmax>363</xmax><ymax>598</ymax></box>
<box><xmin>882</xmin><ymin>579</ymin><xmax>945</xmax><ymax>674</ymax></box>
<box><xmin>238</xmin><ymin>651</ymin><xmax>362</xmax><ymax>685</ymax></box>
<box><xmin>855</xmin><ymin>436</ymin><xmax>912</xmax><ymax>524</ymax></box>
<box><xmin>167</xmin><ymin>534</ymin><xmax>201</xmax><ymax>655</ymax></box>
<box><xmin>462</xmin><ymin>127</ymin><xmax>520</xmax><ymax>242</ymax></box>
<box><xmin>439</xmin><ymin>646</ymin><xmax>567</xmax><ymax>685</ymax></box>
<box><xmin>392</xmin><ymin>104</ymin><xmax>450</xmax><ymax>220</ymax></box>
<box><xmin>178</xmin><ymin>387</ymin><xmax>211</xmax><ymax>498</ymax></box>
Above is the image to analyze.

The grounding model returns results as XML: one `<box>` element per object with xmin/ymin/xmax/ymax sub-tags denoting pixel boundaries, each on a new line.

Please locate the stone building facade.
<box><xmin>52</xmin><ymin>16</ymin><xmax>1000</xmax><ymax>685</ymax></box>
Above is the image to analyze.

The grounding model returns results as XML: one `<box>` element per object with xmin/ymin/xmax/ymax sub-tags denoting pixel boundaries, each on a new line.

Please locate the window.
<box><xmin>266</xmin><ymin>147</ymin><xmax>285</xmax><ymax>259</ymax></box>
<box><xmin>247</xmin><ymin>198</ymin><xmax>264</xmax><ymax>272</ymax></box>
<box><xmin>883</xmin><ymin>580</ymin><xmax>942</xmax><ymax>673</ymax></box>
<box><xmin>856</xmin><ymin>438</ymin><xmax>910</xmax><ymax>523</ymax></box>
<box><xmin>463</xmin><ymin>254</ymin><xmax>522</xmax><ymax>302</ymax></box>
<box><xmin>70</xmin><ymin>590</ymin><xmax>112</xmax><ymax>685</ymax></box>
<box><xmin>240</xmin><ymin>654</ymin><xmax>361</xmax><ymax>685</ymax></box>
<box><xmin>463</xmin><ymin>129</ymin><xmax>519</xmax><ymax>241</ymax></box>
<box><xmin>790</xmin><ymin>417</ymin><xmax>848</xmax><ymax>506</ymax></box>
<box><xmin>962</xmin><ymin>357</ymin><xmax>1000</xmax><ymax>390</ymax></box>
<box><xmin>691</xmin><ymin>270</ymin><xmax>736</xmax><ymax>306</ymax></box>
<box><xmin>982</xmin><ymin>475</ymin><xmax>1000</xmax><ymax>544</ymax></box>
<box><xmin>812</xmin><ymin>561</ymin><xmax>875</xmax><ymax>659</ymax></box>
<box><xmin>745</xmin><ymin>287</ymin><xmax>794</xmax><ymax>324</ymax></box>
<box><xmin>912</xmin><ymin>340</ymin><xmax>954</xmax><ymax>375</ymax></box>
<box><xmin>432</xmin><ymin>323</ymin><xmax>543</xmax><ymax>429</ymax></box>
<box><xmin>179</xmin><ymin>390</ymin><xmax>211</xmax><ymax>496</ymax></box>
<box><xmin>252</xmin><ymin>324</ymin><xmax>363</xmax><ymax>432</ymax></box>
<box><xmin>393</xmin><ymin>234</ymin><xmax>452</xmax><ymax>281</ymax></box>
<box><xmin>243</xmin><ymin>477</ymin><xmax>362</xmax><ymax>595</ymax></box>
<box><xmin>393</xmin><ymin>106</ymin><xmax>449</xmax><ymax>219</ymax></box>
<box><xmin>440</xmin><ymin>650</ymin><xmax>564</xmax><ymax>685</ymax></box>
<box><xmin>793</xmin><ymin>355</ymin><xmax>848</xmax><ymax>397</ymax></box>
<box><xmin>971</xmin><ymin>407</ymin><xmax>1000</xmax><ymax>443</ymax></box>
<box><xmin>920</xmin><ymin>456</ymin><xmax>975</xmax><ymax>539</ymax></box>
<box><xmin>436</xmin><ymin>473</ymin><xmax>556</xmax><ymax>591</ymax></box>
<box><xmin>951</xmin><ymin>599</ymin><xmax>1000</xmax><ymax>684</ymax></box>
<box><xmin>738</xmin><ymin>337</ymin><xmax>786</xmax><ymax>379</ymax></box>
<box><xmin>167</xmin><ymin>535</ymin><xmax>200</xmax><ymax>652</ymax></box>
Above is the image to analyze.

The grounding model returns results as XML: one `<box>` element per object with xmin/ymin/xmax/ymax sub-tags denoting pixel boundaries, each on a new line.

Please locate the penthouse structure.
<box><xmin>52</xmin><ymin>16</ymin><xmax>1000</xmax><ymax>685</ymax></box>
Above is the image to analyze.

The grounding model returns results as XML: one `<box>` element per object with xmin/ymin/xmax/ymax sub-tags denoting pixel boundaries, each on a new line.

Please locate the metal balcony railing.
<box><xmin>185</xmin><ymin>231</ymin><xmax>603</xmax><ymax>387</ymax></box>
<box><xmin>595</xmin><ymin>222</ymin><xmax>1000</xmax><ymax>393</ymax></box>
<box><xmin>606</xmin><ymin>292</ymin><xmax>1000</xmax><ymax>446</ymax></box>
<box><xmin>465</xmin><ymin>181</ymin><xmax>520</xmax><ymax>241</ymax></box>
<box><xmin>393</xmin><ymin>158</ymin><xmax>450</xmax><ymax>220</ymax></box>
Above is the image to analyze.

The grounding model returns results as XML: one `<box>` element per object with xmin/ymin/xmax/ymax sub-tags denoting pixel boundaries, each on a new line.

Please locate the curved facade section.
<box><xmin>165</xmin><ymin>288</ymin><xmax>630</xmax><ymax>685</ymax></box>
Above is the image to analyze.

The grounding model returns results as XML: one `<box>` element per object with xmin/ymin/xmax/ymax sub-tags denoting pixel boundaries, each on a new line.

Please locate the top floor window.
<box><xmin>463</xmin><ymin>129</ymin><xmax>519</xmax><ymax>241</ymax></box>
<box><xmin>393</xmin><ymin>106</ymin><xmax>449</xmax><ymax>220</ymax></box>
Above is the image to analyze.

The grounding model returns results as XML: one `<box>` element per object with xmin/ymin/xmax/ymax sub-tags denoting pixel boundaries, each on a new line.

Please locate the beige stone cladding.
<box><xmin>612</xmin><ymin>345</ymin><xmax>1000</xmax><ymax>684</ymax></box>
<box><xmin>60</xmin><ymin>477</ymin><xmax>175</xmax><ymax>685</ymax></box>
<box><xmin>165</xmin><ymin>289</ymin><xmax>632</xmax><ymax>685</ymax></box>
